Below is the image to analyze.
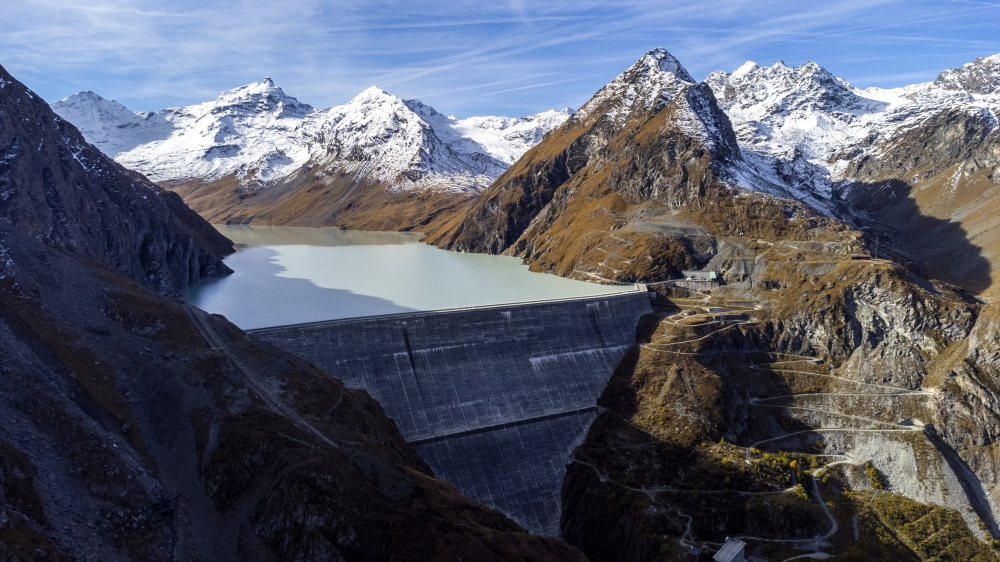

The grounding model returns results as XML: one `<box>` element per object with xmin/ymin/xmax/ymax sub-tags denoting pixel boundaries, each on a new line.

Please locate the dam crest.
<box><xmin>250</xmin><ymin>289</ymin><xmax>654</xmax><ymax>535</ymax></box>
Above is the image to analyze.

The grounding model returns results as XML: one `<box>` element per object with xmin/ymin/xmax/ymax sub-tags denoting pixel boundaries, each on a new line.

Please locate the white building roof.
<box><xmin>714</xmin><ymin>539</ymin><xmax>746</xmax><ymax>562</ymax></box>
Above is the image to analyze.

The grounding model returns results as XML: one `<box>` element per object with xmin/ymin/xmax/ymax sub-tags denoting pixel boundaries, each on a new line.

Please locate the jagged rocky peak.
<box><xmin>212</xmin><ymin>77</ymin><xmax>314</xmax><ymax>118</ymax></box>
<box><xmin>403</xmin><ymin>95</ymin><xmax>445</xmax><ymax>118</ymax></box>
<box><xmin>934</xmin><ymin>53</ymin><xmax>1000</xmax><ymax>95</ymax></box>
<box><xmin>577</xmin><ymin>47</ymin><xmax>697</xmax><ymax>123</ymax></box>
<box><xmin>642</xmin><ymin>47</ymin><xmax>695</xmax><ymax>82</ymax></box>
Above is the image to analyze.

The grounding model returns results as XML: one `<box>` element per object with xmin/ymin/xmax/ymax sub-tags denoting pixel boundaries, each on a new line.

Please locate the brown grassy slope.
<box><xmin>420</xmin><ymin>112</ymin><xmax>607</xmax><ymax>253</ymax></box>
<box><xmin>834</xmin><ymin>491</ymin><xmax>996</xmax><ymax>562</ymax></box>
<box><xmin>164</xmin><ymin>167</ymin><xmax>473</xmax><ymax>232</ymax></box>
<box><xmin>0</xmin><ymin>226</ymin><xmax>588</xmax><ymax>562</ymax></box>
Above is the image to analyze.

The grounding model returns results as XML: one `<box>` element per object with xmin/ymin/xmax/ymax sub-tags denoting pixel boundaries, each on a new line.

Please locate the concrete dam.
<box><xmin>249</xmin><ymin>290</ymin><xmax>654</xmax><ymax>535</ymax></box>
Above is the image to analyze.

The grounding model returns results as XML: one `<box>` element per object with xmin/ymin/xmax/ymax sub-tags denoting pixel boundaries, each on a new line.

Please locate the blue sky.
<box><xmin>2</xmin><ymin>1</ymin><xmax>998</xmax><ymax>116</ymax></box>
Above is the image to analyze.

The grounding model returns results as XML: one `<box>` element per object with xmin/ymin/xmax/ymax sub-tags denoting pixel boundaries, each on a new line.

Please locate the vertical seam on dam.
<box><xmin>399</xmin><ymin>322</ymin><xmax>420</xmax><ymax>385</ymax></box>
<box><xmin>249</xmin><ymin>290</ymin><xmax>653</xmax><ymax>536</ymax></box>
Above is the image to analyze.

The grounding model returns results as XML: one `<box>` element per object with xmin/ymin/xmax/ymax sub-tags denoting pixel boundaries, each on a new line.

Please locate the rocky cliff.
<box><xmin>0</xmin><ymin>64</ymin><xmax>587</xmax><ymax>561</ymax></box>
<box><xmin>0</xmin><ymin>64</ymin><xmax>232</xmax><ymax>294</ymax></box>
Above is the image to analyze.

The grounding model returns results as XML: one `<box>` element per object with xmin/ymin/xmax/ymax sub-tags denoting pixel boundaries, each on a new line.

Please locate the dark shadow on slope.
<box><xmin>837</xmin><ymin>179</ymin><xmax>993</xmax><ymax>295</ymax></box>
<box><xmin>924</xmin><ymin>425</ymin><xmax>1000</xmax><ymax>538</ymax></box>
<box><xmin>559</xmin><ymin>313</ymin><xmax>834</xmax><ymax>558</ymax></box>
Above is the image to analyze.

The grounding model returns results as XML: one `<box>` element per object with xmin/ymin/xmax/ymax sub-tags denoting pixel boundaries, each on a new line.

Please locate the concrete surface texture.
<box><xmin>250</xmin><ymin>291</ymin><xmax>653</xmax><ymax>535</ymax></box>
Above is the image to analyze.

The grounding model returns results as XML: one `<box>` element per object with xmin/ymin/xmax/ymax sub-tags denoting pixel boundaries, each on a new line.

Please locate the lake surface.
<box><xmin>181</xmin><ymin>225</ymin><xmax>630</xmax><ymax>329</ymax></box>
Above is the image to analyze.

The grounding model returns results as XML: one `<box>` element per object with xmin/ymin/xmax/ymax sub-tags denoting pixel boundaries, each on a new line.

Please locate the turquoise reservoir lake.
<box><xmin>181</xmin><ymin>225</ymin><xmax>629</xmax><ymax>329</ymax></box>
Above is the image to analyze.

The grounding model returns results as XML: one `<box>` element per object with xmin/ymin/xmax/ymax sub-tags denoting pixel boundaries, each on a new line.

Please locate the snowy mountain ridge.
<box><xmin>705</xmin><ymin>55</ymin><xmax>1000</xmax><ymax>212</ymax></box>
<box><xmin>52</xmin><ymin>81</ymin><xmax>571</xmax><ymax>192</ymax></box>
<box><xmin>934</xmin><ymin>53</ymin><xmax>1000</xmax><ymax>95</ymax></box>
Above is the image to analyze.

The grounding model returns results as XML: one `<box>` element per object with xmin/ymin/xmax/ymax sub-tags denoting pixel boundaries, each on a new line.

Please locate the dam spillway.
<box><xmin>249</xmin><ymin>290</ymin><xmax>654</xmax><ymax>535</ymax></box>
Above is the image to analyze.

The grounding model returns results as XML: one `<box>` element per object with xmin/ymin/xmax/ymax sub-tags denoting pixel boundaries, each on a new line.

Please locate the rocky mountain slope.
<box><xmin>705</xmin><ymin>55</ymin><xmax>1000</xmax><ymax>296</ymax></box>
<box><xmin>51</xmin><ymin>81</ymin><xmax>570</xmax><ymax>230</ymax></box>
<box><xmin>425</xmin><ymin>48</ymin><xmax>740</xmax><ymax>258</ymax></box>
<box><xmin>1</xmin><ymin>69</ymin><xmax>232</xmax><ymax>294</ymax></box>
<box><xmin>0</xmin><ymin>63</ymin><xmax>587</xmax><ymax>561</ymax></box>
<box><xmin>425</xmin><ymin>48</ymin><xmax>1000</xmax><ymax>560</ymax></box>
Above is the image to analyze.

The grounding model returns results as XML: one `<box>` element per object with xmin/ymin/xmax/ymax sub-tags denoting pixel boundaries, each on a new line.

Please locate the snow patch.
<box><xmin>0</xmin><ymin>242</ymin><xmax>13</xmax><ymax>279</ymax></box>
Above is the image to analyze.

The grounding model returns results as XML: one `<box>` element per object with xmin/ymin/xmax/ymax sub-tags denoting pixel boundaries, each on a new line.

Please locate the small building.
<box><xmin>681</xmin><ymin>270</ymin><xmax>718</xmax><ymax>281</ymax></box>
<box><xmin>714</xmin><ymin>538</ymin><xmax>746</xmax><ymax>562</ymax></box>
<box><xmin>665</xmin><ymin>270</ymin><xmax>721</xmax><ymax>293</ymax></box>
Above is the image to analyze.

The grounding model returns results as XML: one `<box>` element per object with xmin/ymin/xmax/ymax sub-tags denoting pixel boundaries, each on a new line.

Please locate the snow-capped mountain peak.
<box><xmin>731</xmin><ymin>61</ymin><xmax>761</xmax><ymax>79</ymax></box>
<box><xmin>306</xmin><ymin>87</ymin><xmax>571</xmax><ymax>191</ymax></box>
<box><xmin>641</xmin><ymin>47</ymin><xmax>695</xmax><ymax>83</ymax></box>
<box><xmin>355</xmin><ymin>85</ymin><xmax>394</xmax><ymax>100</ymax></box>
<box><xmin>706</xmin><ymin>52</ymin><xmax>1000</xmax><ymax>215</ymax></box>
<box><xmin>51</xmin><ymin>91</ymin><xmax>157</xmax><ymax>156</ymax></box>
<box><xmin>561</xmin><ymin>49</ymin><xmax>740</xmax><ymax>164</ymax></box>
<box><xmin>210</xmin><ymin>78</ymin><xmax>314</xmax><ymax>118</ymax></box>
<box><xmin>577</xmin><ymin>48</ymin><xmax>696</xmax><ymax>123</ymax></box>
<box><xmin>710</xmin><ymin>59</ymin><xmax>879</xmax><ymax>115</ymax></box>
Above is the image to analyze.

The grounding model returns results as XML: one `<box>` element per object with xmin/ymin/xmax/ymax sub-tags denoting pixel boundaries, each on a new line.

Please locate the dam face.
<box><xmin>249</xmin><ymin>291</ymin><xmax>653</xmax><ymax>535</ymax></box>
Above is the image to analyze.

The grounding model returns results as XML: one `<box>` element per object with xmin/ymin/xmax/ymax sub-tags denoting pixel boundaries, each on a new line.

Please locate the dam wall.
<box><xmin>249</xmin><ymin>290</ymin><xmax>653</xmax><ymax>535</ymax></box>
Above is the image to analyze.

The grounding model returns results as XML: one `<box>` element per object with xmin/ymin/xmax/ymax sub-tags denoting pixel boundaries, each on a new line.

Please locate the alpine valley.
<box><xmin>2</xmin><ymin>43</ymin><xmax>999</xmax><ymax>562</ymax></box>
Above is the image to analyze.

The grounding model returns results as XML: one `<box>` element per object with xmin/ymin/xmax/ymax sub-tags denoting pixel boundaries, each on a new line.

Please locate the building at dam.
<box><xmin>250</xmin><ymin>290</ymin><xmax>653</xmax><ymax>535</ymax></box>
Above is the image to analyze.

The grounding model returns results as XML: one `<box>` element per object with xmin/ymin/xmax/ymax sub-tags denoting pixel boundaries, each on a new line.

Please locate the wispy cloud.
<box><xmin>1</xmin><ymin>0</ymin><xmax>998</xmax><ymax>115</ymax></box>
